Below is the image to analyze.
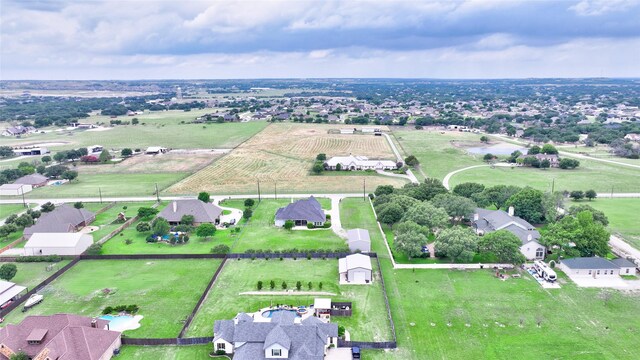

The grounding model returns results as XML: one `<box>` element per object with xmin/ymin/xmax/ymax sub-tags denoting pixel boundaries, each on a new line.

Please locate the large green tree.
<box><xmin>472</xmin><ymin>185</ymin><xmax>521</xmax><ymax>210</ymax></box>
<box><xmin>452</xmin><ymin>182</ymin><xmax>485</xmax><ymax>199</ymax></box>
<box><xmin>477</xmin><ymin>230</ymin><xmax>526</xmax><ymax>264</ymax></box>
<box><xmin>0</xmin><ymin>264</ymin><xmax>18</xmax><ymax>281</ymax></box>
<box><xmin>435</xmin><ymin>226</ymin><xmax>478</xmax><ymax>263</ymax></box>
<box><xmin>431</xmin><ymin>193</ymin><xmax>476</xmax><ymax>223</ymax></box>
<box><xmin>196</xmin><ymin>223</ymin><xmax>216</xmax><ymax>239</ymax></box>
<box><xmin>505</xmin><ymin>187</ymin><xmax>545</xmax><ymax>224</ymax></box>
<box><xmin>401</xmin><ymin>202</ymin><xmax>449</xmax><ymax>233</ymax></box>
<box><xmin>152</xmin><ymin>218</ymin><xmax>170</xmax><ymax>236</ymax></box>
<box><xmin>542</xmin><ymin>210</ymin><xmax>610</xmax><ymax>257</ymax></box>
<box><xmin>394</xmin><ymin>221</ymin><xmax>429</xmax><ymax>260</ymax></box>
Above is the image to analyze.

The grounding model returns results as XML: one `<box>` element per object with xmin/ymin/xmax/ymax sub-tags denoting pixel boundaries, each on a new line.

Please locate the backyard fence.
<box><xmin>330</xmin><ymin>301</ymin><xmax>352</xmax><ymax>317</ymax></box>
<box><xmin>95</xmin><ymin>201</ymin><xmax>161</xmax><ymax>245</ymax></box>
<box><xmin>0</xmin><ymin>257</ymin><xmax>80</xmax><ymax>317</ymax></box>
<box><xmin>94</xmin><ymin>201</ymin><xmax>117</xmax><ymax>215</ymax></box>
<box><xmin>337</xmin><ymin>340</ymin><xmax>397</xmax><ymax>349</ymax></box>
<box><xmin>0</xmin><ymin>236</ymin><xmax>24</xmax><ymax>255</ymax></box>
<box><xmin>120</xmin><ymin>337</ymin><xmax>213</xmax><ymax>346</ymax></box>
<box><xmin>178</xmin><ymin>258</ymin><xmax>228</xmax><ymax>338</ymax></box>
<box><xmin>374</xmin><ymin>255</ymin><xmax>398</xmax><ymax>344</ymax></box>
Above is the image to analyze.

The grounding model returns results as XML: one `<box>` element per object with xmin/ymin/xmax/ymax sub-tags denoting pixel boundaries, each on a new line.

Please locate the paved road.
<box><xmin>442</xmin><ymin>163</ymin><xmax>512</xmax><ymax>190</ymax></box>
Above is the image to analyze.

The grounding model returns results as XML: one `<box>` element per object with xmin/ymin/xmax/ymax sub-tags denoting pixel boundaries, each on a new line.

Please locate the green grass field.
<box><xmin>118</xmin><ymin>345</ymin><xmax>212</xmax><ymax>360</ymax></box>
<box><xmin>0</xmin><ymin>204</ymin><xmax>32</xmax><ymax>221</ymax></box>
<box><xmin>86</xmin><ymin>201</ymin><xmax>158</xmax><ymax>241</ymax></box>
<box><xmin>223</xmin><ymin>199</ymin><xmax>347</xmax><ymax>252</ymax></box>
<box><xmin>340</xmin><ymin>199</ymin><xmax>640</xmax><ymax>360</ymax></box>
<box><xmin>2</xmin><ymin>110</ymin><xmax>268</xmax><ymax>151</ymax></box>
<box><xmin>2</xmin><ymin>259</ymin><xmax>221</xmax><ymax>338</ymax></box>
<box><xmin>392</xmin><ymin>129</ymin><xmax>485</xmax><ymax>180</ymax></box>
<box><xmin>186</xmin><ymin>259</ymin><xmax>393</xmax><ymax>342</ymax></box>
<box><xmin>579</xmin><ymin>198</ymin><xmax>640</xmax><ymax>250</ymax></box>
<box><xmin>24</xmin><ymin>173</ymin><xmax>186</xmax><ymax>198</ymax></box>
<box><xmin>9</xmin><ymin>261</ymin><xmax>72</xmax><ymax>290</ymax></box>
<box><xmin>449</xmin><ymin>159</ymin><xmax>640</xmax><ymax>193</ymax></box>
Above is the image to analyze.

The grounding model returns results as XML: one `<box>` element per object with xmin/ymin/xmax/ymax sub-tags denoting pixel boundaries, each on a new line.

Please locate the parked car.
<box><xmin>352</xmin><ymin>346</ymin><xmax>361</xmax><ymax>359</ymax></box>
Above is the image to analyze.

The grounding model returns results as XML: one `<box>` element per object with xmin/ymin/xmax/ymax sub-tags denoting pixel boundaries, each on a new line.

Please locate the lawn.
<box><xmin>0</xmin><ymin>204</ymin><xmax>33</xmax><ymax>221</ymax></box>
<box><xmin>2</xmin><ymin>259</ymin><xmax>221</xmax><ymax>338</ymax></box>
<box><xmin>2</xmin><ymin>110</ymin><xmax>268</xmax><ymax>151</ymax></box>
<box><xmin>392</xmin><ymin>129</ymin><xmax>485</xmax><ymax>180</ymax></box>
<box><xmin>86</xmin><ymin>201</ymin><xmax>158</xmax><ymax>242</ymax></box>
<box><xmin>24</xmin><ymin>173</ymin><xmax>186</xmax><ymax>198</ymax></box>
<box><xmin>449</xmin><ymin>158</ymin><xmax>640</xmax><ymax>193</ymax></box>
<box><xmin>186</xmin><ymin>259</ymin><xmax>393</xmax><ymax>342</ymax></box>
<box><xmin>118</xmin><ymin>345</ymin><xmax>212</xmax><ymax>360</ymax></box>
<box><xmin>340</xmin><ymin>197</ymin><xmax>640</xmax><ymax>360</ymax></box>
<box><xmin>579</xmin><ymin>198</ymin><xmax>640</xmax><ymax>250</ymax></box>
<box><xmin>8</xmin><ymin>260</ymin><xmax>72</xmax><ymax>290</ymax></box>
<box><xmin>224</xmin><ymin>199</ymin><xmax>348</xmax><ymax>252</ymax></box>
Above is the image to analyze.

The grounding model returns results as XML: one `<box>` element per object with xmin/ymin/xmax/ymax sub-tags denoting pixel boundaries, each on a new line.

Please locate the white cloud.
<box><xmin>569</xmin><ymin>0</ymin><xmax>639</xmax><ymax>16</ymax></box>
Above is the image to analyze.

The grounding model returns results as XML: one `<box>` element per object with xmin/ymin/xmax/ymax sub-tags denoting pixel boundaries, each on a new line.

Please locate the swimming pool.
<box><xmin>99</xmin><ymin>314</ymin><xmax>143</xmax><ymax>332</ymax></box>
<box><xmin>261</xmin><ymin>309</ymin><xmax>300</xmax><ymax>318</ymax></box>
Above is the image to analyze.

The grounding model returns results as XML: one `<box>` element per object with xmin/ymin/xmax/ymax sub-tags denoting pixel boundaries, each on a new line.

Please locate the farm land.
<box><xmin>2</xmin><ymin>259</ymin><xmax>221</xmax><ymax>338</ymax></box>
<box><xmin>167</xmin><ymin>123</ymin><xmax>407</xmax><ymax>195</ymax></box>
<box><xmin>185</xmin><ymin>259</ymin><xmax>394</xmax><ymax>342</ymax></box>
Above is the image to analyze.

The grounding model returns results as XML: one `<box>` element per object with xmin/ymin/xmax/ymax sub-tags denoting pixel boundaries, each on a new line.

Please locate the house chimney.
<box><xmin>172</xmin><ymin>201</ymin><xmax>177</xmax><ymax>213</ymax></box>
<box><xmin>527</xmin><ymin>234</ymin><xmax>532</xmax><ymax>241</ymax></box>
<box><xmin>473</xmin><ymin>213</ymin><xmax>479</xmax><ymax>221</ymax></box>
<box><xmin>91</xmin><ymin>318</ymin><xmax>97</xmax><ymax>328</ymax></box>
<box><xmin>508</xmin><ymin>206</ymin><xmax>515</xmax><ymax>217</ymax></box>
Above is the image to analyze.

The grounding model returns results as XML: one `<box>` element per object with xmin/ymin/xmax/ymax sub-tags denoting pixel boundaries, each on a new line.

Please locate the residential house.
<box><xmin>157</xmin><ymin>199</ymin><xmax>223</xmax><ymax>226</ymax></box>
<box><xmin>559</xmin><ymin>257</ymin><xmax>623</xmax><ymax>278</ymax></box>
<box><xmin>472</xmin><ymin>207</ymin><xmax>545</xmax><ymax>260</ymax></box>
<box><xmin>518</xmin><ymin>153</ymin><xmax>560</xmax><ymax>167</ymax></box>
<box><xmin>1</xmin><ymin>126</ymin><xmax>36</xmax><ymax>137</ymax></box>
<box><xmin>213</xmin><ymin>311</ymin><xmax>338</xmax><ymax>359</ymax></box>
<box><xmin>346</xmin><ymin>229</ymin><xmax>371</xmax><ymax>253</ymax></box>
<box><xmin>0</xmin><ymin>314</ymin><xmax>121</xmax><ymax>360</ymax></box>
<box><xmin>338</xmin><ymin>254</ymin><xmax>373</xmax><ymax>284</ymax></box>
<box><xmin>23</xmin><ymin>204</ymin><xmax>95</xmax><ymax>238</ymax></box>
<box><xmin>339</xmin><ymin>128</ymin><xmax>354</xmax><ymax>134</ymax></box>
<box><xmin>23</xmin><ymin>233</ymin><xmax>94</xmax><ymax>256</ymax></box>
<box><xmin>145</xmin><ymin>146</ymin><xmax>168</xmax><ymax>154</ymax></box>
<box><xmin>275</xmin><ymin>197</ymin><xmax>326</xmax><ymax>227</ymax></box>
<box><xmin>13</xmin><ymin>173</ymin><xmax>49</xmax><ymax>188</ymax></box>
<box><xmin>624</xmin><ymin>133</ymin><xmax>640</xmax><ymax>142</ymax></box>
<box><xmin>0</xmin><ymin>184</ymin><xmax>32</xmax><ymax>196</ymax></box>
<box><xmin>12</xmin><ymin>147</ymin><xmax>49</xmax><ymax>156</ymax></box>
<box><xmin>0</xmin><ymin>280</ymin><xmax>27</xmax><ymax>309</ymax></box>
<box><xmin>325</xmin><ymin>155</ymin><xmax>397</xmax><ymax>171</ymax></box>
<box><xmin>610</xmin><ymin>258</ymin><xmax>637</xmax><ymax>276</ymax></box>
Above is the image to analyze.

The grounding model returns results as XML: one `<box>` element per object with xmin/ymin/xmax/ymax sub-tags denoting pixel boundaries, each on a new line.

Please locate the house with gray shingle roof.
<box><xmin>213</xmin><ymin>311</ymin><xmax>338</xmax><ymax>359</ymax></box>
<box><xmin>157</xmin><ymin>199</ymin><xmax>223</xmax><ymax>226</ymax></box>
<box><xmin>559</xmin><ymin>257</ymin><xmax>623</xmax><ymax>278</ymax></box>
<box><xmin>23</xmin><ymin>204</ymin><xmax>95</xmax><ymax>239</ymax></box>
<box><xmin>13</xmin><ymin>173</ymin><xmax>48</xmax><ymax>188</ymax></box>
<box><xmin>275</xmin><ymin>197</ymin><xmax>326</xmax><ymax>227</ymax></box>
<box><xmin>472</xmin><ymin>207</ymin><xmax>545</xmax><ymax>260</ymax></box>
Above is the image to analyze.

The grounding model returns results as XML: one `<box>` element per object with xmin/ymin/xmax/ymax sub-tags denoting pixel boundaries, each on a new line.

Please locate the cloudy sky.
<box><xmin>2</xmin><ymin>0</ymin><xmax>640</xmax><ymax>79</ymax></box>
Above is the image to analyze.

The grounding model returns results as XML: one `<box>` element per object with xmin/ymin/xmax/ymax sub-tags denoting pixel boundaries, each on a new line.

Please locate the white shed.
<box><xmin>0</xmin><ymin>183</ymin><xmax>32</xmax><ymax>196</ymax></box>
<box><xmin>338</xmin><ymin>254</ymin><xmax>372</xmax><ymax>284</ymax></box>
<box><xmin>24</xmin><ymin>233</ymin><xmax>94</xmax><ymax>256</ymax></box>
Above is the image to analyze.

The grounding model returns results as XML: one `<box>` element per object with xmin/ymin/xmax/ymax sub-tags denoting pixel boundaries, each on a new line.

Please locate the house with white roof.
<box><xmin>0</xmin><ymin>280</ymin><xmax>27</xmax><ymax>309</ymax></box>
<box><xmin>23</xmin><ymin>233</ymin><xmax>94</xmax><ymax>256</ymax></box>
<box><xmin>325</xmin><ymin>155</ymin><xmax>397</xmax><ymax>171</ymax></box>
<box><xmin>339</xmin><ymin>254</ymin><xmax>372</xmax><ymax>284</ymax></box>
<box><xmin>0</xmin><ymin>183</ymin><xmax>32</xmax><ymax>196</ymax></box>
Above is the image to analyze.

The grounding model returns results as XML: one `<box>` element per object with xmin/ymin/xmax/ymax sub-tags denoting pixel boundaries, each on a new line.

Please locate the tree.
<box><xmin>400</xmin><ymin>178</ymin><xmax>447</xmax><ymax>201</ymax></box>
<box><xmin>542</xmin><ymin>210</ymin><xmax>609</xmax><ymax>257</ymax></box>
<box><xmin>211</xmin><ymin>244</ymin><xmax>230</xmax><ymax>254</ymax></box>
<box><xmin>559</xmin><ymin>158</ymin><xmax>580</xmax><ymax>169</ymax></box>
<box><xmin>15</xmin><ymin>214</ymin><xmax>34</xmax><ymax>228</ymax></box>
<box><xmin>257</xmin><ymin>281</ymin><xmax>263</xmax><ymax>290</ymax></box>
<box><xmin>152</xmin><ymin>218</ymin><xmax>170</xmax><ymax>236</ymax></box>
<box><xmin>86</xmin><ymin>243</ymin><xmax>102</xmax><ymax>255</ymax></box>
<box><xmin>541</xmin><ymin>191</ymin><xmax>564</xmax><ymax>223</ymax></box>
<box><xmin>121</xmin><ymin>148</ymin><xmax>133</xmax><ymax>157</ymax></box>
<box><xmin>431</xmin><ymin>194</ymin><xmax>477</xmax><ymax>223</ymax></box>
<box><xmin>136</xmin><ymin>222</ymin><xmax>151</xmax><ymax>232</ymax></box>
<box><xmin>404</xmin><ymin>155</ymin><xmax>420</xmax><ymax>167</ymax></box>
<box><xmin>138</xmin><ymin>207</ymin><xmax>159</xmax><ymax>219</ymax></box>
<box><xmin>335</xmin><ymin>163</ymin><xmax>342</xmax><ymax>171</ymax></box>
<box><xmin>585</xmin><ymin>189</ymin><xmax>597</xmax><ymax>201</ymax></box>
<box><xmin>296</xmin><ymin>281</ymin><xmax>302</xmax><ymax>290</ymax></box>
<box><xmin>10</xmin><ymin>351</ymin><xmax>29</xmax><ymax>360</ymax></box>
<box><xmin>528</xmin><ymin>145</ymin><xmax>541</xmax><ymax>155</ymax></box>
<box><xmin>283</xmin><ymin>220</ymin><xmax>295</xmax><ymax>230</ymax></box>
<box><xmin>539</xmin><ymin>159</ymin><xmax>550</xmax><ymax>169</ymax></box>
<box><xmin>41</xmin><ymin>155</ymin><xmax>52</xmax><ymax>164</ymax></box>
<box><xmin>270</xmin><ymin>280</ymin><xmax>276</xmax><ymax>290</ymax></box>
<box><xmin>281</xmin><ymin>281</ymin><xmax>287</xmax><ymax>290</ymax></box>
<box><xmin>0</xmin><ymin>146</ymin><xmax>15</xmax><ymax>159</ymax></box>
<box><xmin>41</xmin><ymin>202</ymin><xmax>55</xmax><ymax>212</ymax></box>
<box><xmin>0</xmin><ymin>263</ymin><xmax>18</xmax><ymax>281</ymax></box>
<box><xmin>36</xmin><ymin>165</ymin><xmax>46</xmax><ymax>174</ymax></box>
<box><xmin>435</xmin><ymin>227</ymin><xmax>478</xmax><ymax>263</ymax></box>
<box><xmin>569</xmin><ymin>191</ymin><xmax>584</xmax><ymax>201</ymax></box>
<box><xmin>62</xmin><ymin>170</ymin><xmax>78</xmax><ymax>181</ymax></box>
<box><xmin>505</xmin><ymin>187</ymin><xmax>545</xmax><ymax>223</ymax></box>
<box><xmin>541</xmin><ymin>144</ymin><xmax>558</xmax><ymax>155</ymax></box>
<box><xmin>198</xmin><ymin>192</ymin><xmax>210</xmax><ymax>203</ymax></box>
<box><xmin>132</xmin><ymin>118</ymin><xmax>139</xmax><ymax>125</ymax></box>
<box><xmin>374</xmin><ymin>185</ymin><xmax>394</xmax><ymax>196</ymax></box>
<box><xmin>81</xmin><ymin>155</ymin><xmax>99</xmax><ymax>163</ymax></box>
<box><xmin>45</xmin><ymin>164</ymin><xmax>69</xmax><ymax>178</ymax></box>
<box><xmin>196</xmin><ymin>223</ymin><xmax>216</xmax><ymax>239</ymax></box>
<box><xmin>377</xmin><ymin>203</ymin><xmax>404</xmax><ymax>225</ymax></box>
<box><xmin>73</xmin><ymin>201</ymin><xmax>84</xmax><ymax>209</ymax></box>
<box><xmin>394</xmin><ymin>221</ymin><xmax>429</xmax><ymax>260</ymax></box>
<box><xmin>483</xmin><ymin>153</ymin><xmax>495</xmax><ymax>162</ymax></box>
<box><xmin>53</xmin><ymin>152</ymin><xmax>66</xmax><ymax>163</ymax></box>
<box><xmin>312</xmin><ymin>163</ymin><xmax>324</xmax><ymax>174</ymax></box>
<box><xmin>243</xmin><ymin>208</ymin><xmax>253</xmax><ymax>220</ymax></box>
<box><xmin>477</xmin><ymin>231</ymin><xmax>526</xmax><ymax>264</ymax></box>
<box><xmin>316</xmin><ymin>153</ymin><xmax>327</xmax><ymax>161</ymax></box>
<box><xmin>0</xmin><ymin>224</ymin><xmax>18</xmax><ymax>239</ymax></box>
<box><xmin>98</xmin><ymin>149</ymin><xmax>112</xmax><ymax>163</ymax></box>
<box><xmin>472</xmin><ymin>185</ymin><xmax>521</xmax><ymax>210</ymax></box>
<box><xmin>452</xmin><ymin>182</ymin><xmax>485</xmax><ymax>199</ymax></box>
<box><xmin>244</xmin><ymin>198</ymin><xmax>255</xmax><ymax>207</ymax></box>
<box><xmin>180</xmin><ymin>215</ymin><xmax>195</xmax><ymax>225</ymax></box>
<box><xmin>401</xmin><ymin>202</ymin><xmax>449</xmax><ymax>232</ymax></box>
<box><xmin>568</xmin><ymin>204</ymin><xmax>608</xmax><ymax>226</ymax></box>
<box><xmin>480</xmin><ymin>136</ymin><xmax>489</xmax><ymax>143</ymax></box>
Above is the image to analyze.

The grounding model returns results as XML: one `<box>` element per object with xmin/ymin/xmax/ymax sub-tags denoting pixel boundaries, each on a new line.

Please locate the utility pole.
<box><xmin>363</xmin><ymin>178</ymin><xmax>366</xmax><ymax>201</ymax></box>
<box><xmin>611</xmin><ymin>186</ymin><xmax>614</xmax><ymax>198</ymax></box>
<box><xmin>99</xmin><ymin>187</ymin><xmax>103</xmax><ymax>204</ymax></box>
<box><xmin>155</xmin><ymin>183</ymin><xmax>160</xmax><ymax>202</ymax></box>
<box><xmin>551</xmin><ymin>179</ymin><xmax>555</xmax><ymax>193</ymax></box>
<box><xmin>274</xmin><ymin>181</ymin><xmax>277</xmax><ymax>200</ymax></box>
<box><xmin>21</xmin><ymin>188</ymin><xmax>26</xmax><ymax>208</ymax></box>
<box><xmin>257</xmin><ymin>179</ymin><xmax>261</xmax><ymax>202</ymax></box>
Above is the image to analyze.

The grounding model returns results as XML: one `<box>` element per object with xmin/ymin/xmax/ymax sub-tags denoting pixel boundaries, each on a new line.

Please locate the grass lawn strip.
<box><xmin>8</xmin><ymin>261</ymin><xmax>72</xmax><ymax>290</ymax></box>
<box><xmin>1</xmin><ymin>259</ymin><xmax>221</xmax><ymax>338</ymax></box>
<box><xmin>117</xmin><ymin>345</ymin><xmax>212</xmax><ymax>360</ymax></box>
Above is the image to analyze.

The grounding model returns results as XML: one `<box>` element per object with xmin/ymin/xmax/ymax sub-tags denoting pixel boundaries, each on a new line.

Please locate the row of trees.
<box><xmin>257</xmin><ymin>280</ymin><xmax>323</xmax><ymax>291</ymax></box>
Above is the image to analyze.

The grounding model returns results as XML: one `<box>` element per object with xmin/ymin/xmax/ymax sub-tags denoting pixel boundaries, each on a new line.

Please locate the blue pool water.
<box><xmin>262</xmin><ymin>309</ymin><xmax>300</xmax><ymax>318</ymax></box>
<box><xmin>99</xmin><ymin>314</ymin><xmax>137</xmax><ymax>330</ymax></box>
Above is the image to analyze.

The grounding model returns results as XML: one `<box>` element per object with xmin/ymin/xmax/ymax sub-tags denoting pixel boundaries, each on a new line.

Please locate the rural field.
<box><xmin>1</xmin><ymin>110</ymin><xmax>268</xmax><ymax>151</ymax></box>
<box><xmin>222</xmin><ymin>198</ymin><xmax>349</xmax><ymax>252</ymax></box>
<box><xmin>75</xmin><ymin>152</ymin><xmax>221</xmax><ymax>175</ymax></box>
<box><xmin>2</xmin><ymin>259</ymin><xmax>221</xmax><ymax>338</ymax></box>
<box><xmin>339</xmin><ymin>198</ymin><xmax>640</xmax><ymax>360</ymax></box>
<box><xmin>167</xmin><ymin>123</ymin><xmax>407</xmax><ymax>195</ymax></box>
<box><xmin>581</xmin><ymin>198</ymin><xmax>640</xmax><ymax>250</ymax></box>
<box><xmin>186</xmin><ymin>259</ymin><xmax>394</xmax><ymax>342</ymax></box>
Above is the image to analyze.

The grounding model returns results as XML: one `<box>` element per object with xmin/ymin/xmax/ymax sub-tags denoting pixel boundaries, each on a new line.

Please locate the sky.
<box><xmin>1</xmin><ymin>0</ymin><xmax>640</xmax><ymax>80</ymax></box>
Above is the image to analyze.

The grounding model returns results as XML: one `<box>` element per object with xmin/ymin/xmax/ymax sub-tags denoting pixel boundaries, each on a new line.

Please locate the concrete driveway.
<box><xmin>325</xmin><ymin>348</ymin><xmax>352</xmax><ymax>360</ymax></box>
<box><xmin>565</xmin><ymin>274</ymin><xmax>640</xmax><ymax>290</ymax></box>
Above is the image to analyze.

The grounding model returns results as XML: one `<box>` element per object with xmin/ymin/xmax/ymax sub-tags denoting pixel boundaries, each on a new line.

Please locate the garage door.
<box><xmin>353</xmin><ymin>271</ymin><xmax>366</xmax><ymax>283</ymax></box>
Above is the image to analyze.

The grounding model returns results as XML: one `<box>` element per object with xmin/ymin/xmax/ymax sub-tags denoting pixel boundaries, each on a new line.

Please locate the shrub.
<box><xmin>308</xmin><ymin>281</ymin><xmax>312</xmax><ymax>290</ymax></box>
<box><xmin>124</xmin><ymin>239</ymin><xmax>133</xmax><ymax>245</ymax></box>
<box><xmin>296</xmin><ymin>281</ymin><xmax>302</xmax><ymax>290</ymax></box>
<box><xmin>307</xmin><ymin>253</ymin><xmax>312</xmax><ymax>260</ymax></box>
<box><xmin>244</xmin><ymin>198</ymin><xmax>255</xmax><ymax>207</ymax></box>
<box><xmin>307</xmin><ymin>223</ymin><xmax>315</xmax><ymax>229</ymax></box>
<box><xmin>322</xmin><ymin>222</ymin><xmax>332</xmax><ymax>228</ymax></box>
<box><xmin>15</xmin><ymin>255</ymin><xmax>63</xmax><ymax>263</ymax></box>
<box><xmin>136</xmin><ymin>222</ymin><xmax>151</xmax><ymax>232</ymax></box>
<box><xmin>86</xmin><ymin>243</ymin><xmax>102</xmax><ymax>255</ymax></box>
<box><xmin>146</xmin><ymin>235</ymin><xmax>158</xmax><ymax>243</ymax></box>
<box><xmin>257</xmin><ymin>281</ymin><xmax>263</xmax><ymax>290</ymax></box>
<box><xmin>211</xmin><ymin>244</ymin><xmax>230</xmax><ymax>254</ymax></box>
<box><xmin>270</xmin><ymin>280</ymin><xmax>276</xmax><ymax>290</ymax></box>
<box><xmin>282</xmin><ymin>281</ymin><xmax>287</xmax><ymax>290</ymax></box>
<box><xmin>283</xmin><ymin>220</ymin><xmax>294</xmax><ymax>230</ymax></box>
<box><xmin>215</xmin><ymin>350</ymin><xmax>226</xmax><ymax>355</ymax></box>
<box><xmin>338</xmin><ymin>325</ymin><xmax>346</xmax><ymax>337</ymax></box>
<box><xmin>102</xmin><ymin>306</ymin><xmax>114</xmax><ymax>315</ymax></box>
<box><xmin>319</xmin><ymin>282</ymin><xmax>323</xmax><ymax>290</ymax></box>
<box><xmin>243</xmin><ymin>208</ymin><xmax>253</xmax><ymax>220</ymax></box>
<box><xmin>0</xmin><ymin>264</ymin><xmax>18</xmax><ymax>281</ymax></box>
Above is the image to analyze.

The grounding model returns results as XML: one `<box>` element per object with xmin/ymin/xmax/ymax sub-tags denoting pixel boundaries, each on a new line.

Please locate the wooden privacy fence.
<box><xmin>121</xmin><ymin>337</ymin><xmax>213</xmax><ymax>346</ymax></box>
<box><xmin>338</xmin><ymin>339</ymin><xmax>397</xmax><ymax>349</ymax></box>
